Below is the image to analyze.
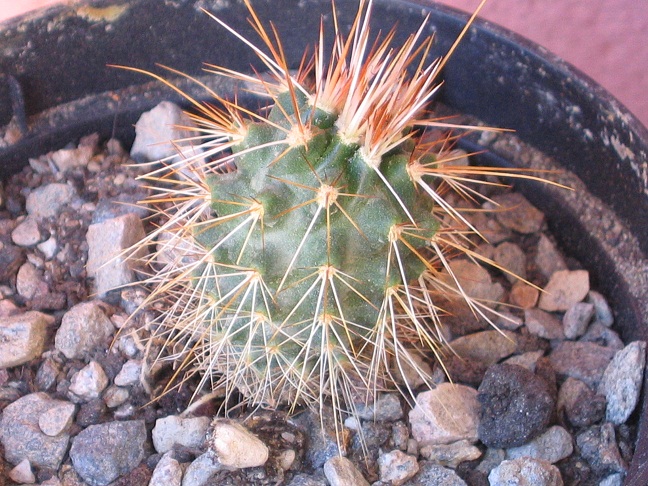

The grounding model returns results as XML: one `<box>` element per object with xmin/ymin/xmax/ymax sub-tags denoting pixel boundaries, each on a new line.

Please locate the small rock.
<box><xmin>182</xmin><ymin>452</ymin><xmax>223</xmax><ymax>486</ymax></box>
<box><xmin>549</xmin><ymin>341</ymin><xmax>616</xmax><ymax>388</ymax></box>
<box><xmin>538</xmin><ymin>269</ymin><xmax>589</xmax><ymax>312</ymax></box>
<box><xmin>599</xmin><ymin>473</ymin><xmax>624</xmax><ymax>486</ymax></box>
<box><xmin>393</xmin><ymin>351</ymin><xmax>435</xmax><ymax>389</ymax></box>
<box><xmin>11</xmin><ymin>217</ymin><xmax>41</xmax><ymax>247</ymax></box>
<box><xmin>391</xmin><ymin>422</ymin><xmax>410</xmax><ymax>451</ymax></box>
<box><xmin>50</xmin><ymin>145</ymin><xmax>93</xmax><ymax>172</ymax></box>
<box><xmin>494</xmin><ymin>310</ymin><xmax>524</xmax><ymax>331</ymax></box>
<box><xmin>70</xmin><ymin>420</ymin><xmax>147</xmax><ymax>486</ymax></box>
<box><xmin>587</xmin><ymin>290</ymin><xmax>614</xmax><ymax>327</ymax></box>
<box><xmin>26</xmin><ymin>183</ymin><xmax>77</xmax><ymax>219</ymax></box>
<box><xmin>510</xmin><ymin>281</ymin><xmax>540</xmax><ymax>309</ymax></box>
<box><xmin>278</xmin><ymin>449</ymin><xmax>297</xmax><ymax>471</ymax></box>
<box><xmin>579</xmin><ymin>322</ymin><xmax>624</xmax><ymax>350</ymax></box>
<box><xmin>442</xmin><ymin>260</ymin><xmax>504</xmax><ymax>305</ymax></box>
<box><xmin>506</xmin><ymin>425</ymin><xmax>573</xmax><ymax>464</ymax></box>
<box><xmin>208</xmin><ymin>419</ymin><xmax>269</xmax><ymax>468</ymax></box>
<box><xmin>535</xmin><ymin>235</ymin><xmax>567</xmax><ymax>280</ymax></box>
<box><xmin>448</xmin><ymin>330</ymin><xmax>517</xmax><ymax>367</ymax></box>
<box><xmin>409</xmin><ymin>383</ymin><xmax>479</xmax><ymax>446</ymax></box>
<box><xmin>404</xmin><ymin>462</ymin><xmax>467</xmax><ymax>485</ymax></box>
<box><xmin>503</xmin><ymin>350</ymin><xmax>545</xmax><ymax>371</ymax></box>
<box><xmin>38</xmin><ymin>401</ymin><xmax>76</xmax><ymax>436</ymax></box>
<box><xmin>0</xmin><ymin>311</ymin><xmax>51</xmax><ymax>368</ymax></box>
<box><xmin>294</xmin><ymin>408</ymin><xmax>344</xmax><ymax>469</ymax></box>
<box><xmin>37</xmin><ymin>236</ymin><xmax>58</xmax><ymax>260</ymax></box>
<box><xmin>576</xmin><ymin>423</ymin><xmax>627</xmax><ymax>476</ymax></box>
<box><xmin>55</xmin><ymin>301</ymin><xmax>114</xmax><ymax>360</ymax></box>
<box><xmin>378</xmin><ymin>450</ymin><xmax>419</xmax><ymax>486</ymax></box>
<box><xmin>36</xmin><ymin>356</ymin><xmax>61</xmax><ymax>391</ymax></box>
<box><xmin>524</xmin><ymin>308</ymin><xmax>564</xmax><ymax>340</ymax></box>
<box><xmin>475</xmin><ymin>448</ymin><xmax>506</xmax><ymax>475</ymax></box>
<box><xmin>478</xmin><ymin>364</ymin><xmax>554</xmax><ymax>448</ymax></box>
<box><xmin>103</xmin><ymin>385</ymin><xmax>130</xmax><ymax>408</ymax></box>
<box><xmin>152</xmin><ymin>415</ymin><xmax>211</xmax><ymax>453</ymax></box>
<box><xmin>493</xmin><ymin>242</ymin><xmax>526</xmax><ymax>283</ymax></box>
<box><xmin>323</xmin><ymin>456</ymin><xmax>369</xmax><ymax>486</ymax></box>
<box><xmin>16</xmin><ymin>261</ymin><xmax>49</xmax><ymax>300</ymax></box>
<box><xmin>8</xmin><ymin>458</ymin><xmax>36</xmax><ymax>484</ymax></box>
<box><xmin>86</xmin><ymin>213</ymin><xmax>146</xmax><ymax>296</ymax></box>
<box><xmin>114</xmin><ymin>359</ymin><xmax>142</xmax><ymax>387</ymax></box>
<box><xmin>598</xmin><ymin>341</ymin><xmax>647</xmax><ymax>424</ymax></box>
<box><xmin>0</xmin><ymin>392</ymin><xmax>71</xmax><ymax>469</ymax></box>
<box><xmin>149</xmin><ymin>451</ymin><xmax>183</xmax><ymax>486</ymax></box>
<box><xmin>488</xmin><ymin>457</ymin><xmax>563</xmax><ymax>486</ymax></box>
<box><xmin>562</xmin><ymin>302</ymin><xmax>595</xmax><ymax>339</ymax></box>
<box><xmin>419</xmin><ymin>440</ymin><xmax>482</xmax><ymax>468</ymax></box>
<box><xmin>557</xmin><ymin>377</ymin><xmax>606</xmax><ymax>427</ymax></box>
<box><xmin>68</xmin><ymin>361</ymin><xmax>109</xmax><ymax>401</ymax></box>
<box><xmin>354</xmin><ymin>393</ymin><xmax>403</xmax><ymax>421</ymax></box>
<box><xmin>491</xmin><ymin>193</ymin><xmax>545</xmax><ymax>234</ymax></box>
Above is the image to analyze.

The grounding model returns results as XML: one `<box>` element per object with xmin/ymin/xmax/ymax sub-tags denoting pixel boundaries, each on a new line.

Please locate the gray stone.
<box><xmin>68</xmin><ymin>361</ymin><xmax>109</xmax><ymax>401</ymax></box>
<box><xmin>69</xmin><ymin>420</ymin><xmax>147</xmax><ymax>486</ymax></box>
<box><xmin>103</xmin><ymin>385</ymin><xmax>130</xmax><ymax>408</ymax></box>
<box><xmin>323</xmin><ymin>456</ymin><xmax>369</xmax><ymax>486</ymax></box>
<box><xmin>38</xmin><ymin>401</ymin><xmax>76</xmax><ymax>436</ymax></box>
<box><xmin>535</xmin><ymin>234</ymin><xmax>567</xmax><ymax>279</ymax></box>
<box><xmin>491</xmin><ymin>193</ymin><xmax>545</xmax><ymax>234</ymax></box>
<box><xmin>488</xmin><ymin>457</ymin><xmax>563</xmax><ymax>485</ymax></box>
<box><xmin>562</xmin><ymin>302</ymin><xmax>595</xmax><ymax>339</ymax></box>
<box><xmin>114</xmin><ymin>359</ymin><xmax>142</xmax><ymax>387</ymax></box>
<box><xmin>599</xmin><ymin>473</ymin><xmax>624</xmax><ymax>486</ymax></box>
<box><xmin>11</xmin><ymin>217</ymin><xmax>41</xmax><ymax>247</ymax></box>
<box><xmin>419</xmin><ymin>440</ymin><xmax>482</xmax><ymax>468</ymax></box>
<box><xmin>8</xmin><ymin>458</ymin><xmax>36</xmax><ymax>484</ymax></box>
<box><xmin>442</xmin><ymin>260</ymin><xmax>504</xmax><ymax>306</ymax></box>
<box><xmin>208</xmin><ymin>419</ymin><xmax>269</xmax><ymax>468</ymax></box>
<box><xmin>149</xmin><ymin>451</ymin><xmax>183</xmax><ymax>486</ymax></box>
<box><xmin>557</xmin><ymin>377</ymin><xmax>606</xmax><ymax>427</ymax></box>
<box><xmin>50</xmin><ymin>145</ymin><xmax>93</xmax><ymax>172</ymax></box>
<box><xmin>598</xmin><ymin>341</ymin><xmax>647</xmax><ymax>424</ymax></box>
<box><xmin>355</xmin><ymin>393</ymin><xmax>403</xmax><ymax>421</ymax></box>
<box><xmin>538</xmin><ymin>269</ymin><xmax>589</xmax><ymax>312</ymax></box>
<box><xmin>16</xmin><ymin>261</ymin><xmax>48</xmax><ymax>300</ymax></box>
<box><xmin>378</xmin><ymin>450</ymin><xmax>419</xmax><ymax>486</ymax></box>
<box><xmin>493</xmin><ymin>241</ymin><xmax>526</xmax><ymax>283</ymax></box>
<box><xmin>55</xmin><ymin>301</ymin><xmax>114</xmax><ymax>360</ymax></box>
<box><xmin>549</xmin><ymin>341</ymin><xmax>616</xmax><ymax>388</ymax></box>
<box><xmin>182</xmin><ymin>452</ymin><xmax>223</xmax><ymax>486</ymax></box>
<box><xmin>0</xmin><ymin>311</ymin><xmax>51</xmax><ymax>368</ymax></box>
<box><xmin>506</xmin><ymin>425</ymin><xmax>573</xmax><ymax>464</ymax></box>
<box><xmin>524</xmin><ymin>308</ymin><xmax>565</xmax><ymax>340</ymax></box>
<box><xmin>448</xmin><ymin>330</ymin><xmax>517</xmax><ymax>367</ymax></box>
<box><xmin>403</xmin><ymin>462</ymin><xmax>467</xmax><ymax>485</ymax></box>
<box><xmin>587</xmin><ymin>290</ymin><xmax>614</xmax><ymax>327</ymax></box>
<box><xmin>0</xmin><ymin>392</ymin><xmax>71</xmax><ymax>469</ymax></box>
<box><xmin>26</xmin><ymin>183</ymin><xmax>77</xmax><ymax>219</ymax></box>
<box><xmin>576</xmin><ymin>423</ymin><xmax>627</xmax><ymax>476</ymax></box>
<box><xmin>86</xmin><ymin>213</ymin><xmax>146</xmax><ymax>296</ymax></box>
<box><xmin>37</xmin><ymin>235</ymin><xmax>58</xmax><ymax>259</ymax></box>
<box><xmin>409</xmin><ymin>383</ymin><xmax>479</xmax><ymax>446</ymax></box>
<box><xmin>152</xmin><ymin>415</ymin><xmax>211</xmax><ymax>453</ymax></box>
<box><xmin>580</xmin><ymin>322</ymin><xmax>624</xmax><ymax>351</ymax></box>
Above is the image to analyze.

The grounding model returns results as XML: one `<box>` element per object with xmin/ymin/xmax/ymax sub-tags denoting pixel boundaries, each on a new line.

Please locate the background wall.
<box><xmin>1</xmin><ymin>0</ymin><xmax>647</xmax><ymax>128</ymax></box>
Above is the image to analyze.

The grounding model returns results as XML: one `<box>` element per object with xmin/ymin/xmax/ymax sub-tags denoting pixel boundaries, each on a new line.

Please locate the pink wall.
<box><xmin>1</xmin><ymin>0</ymin><xmax>647</xmax><ymax>128</ymax></box>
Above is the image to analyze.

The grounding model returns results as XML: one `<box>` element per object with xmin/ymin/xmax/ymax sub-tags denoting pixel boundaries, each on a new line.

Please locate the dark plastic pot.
<box><xmin>1</xmin><ymin>0</ymin><xmax>647</xmax><ymax>482</ymax></box>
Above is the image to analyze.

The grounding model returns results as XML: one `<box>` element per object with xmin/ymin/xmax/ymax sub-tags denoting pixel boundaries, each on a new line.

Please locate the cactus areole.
<box><xmin>129</xmin><ymin>0</ymin><xmax>521</xmax><ymax>420</ymax></box>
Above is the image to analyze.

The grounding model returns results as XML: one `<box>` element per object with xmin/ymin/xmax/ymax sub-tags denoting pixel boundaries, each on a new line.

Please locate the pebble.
<box><xmin>409</xmin><ymin>383</ymin><xmax>479</xmax><ymax>446</ymax></box>
<box><xmin>576</xmin><ymin>423</ymin><xmax>627</xmax><ymax>476</ymax></box>
<box><xmin>587</xmin><ymin>290</ymin><xmax>614</xmax><ymax>327</ymax></box>
<box><xmin>0</xmin><ymin>311</ymin><xmax>51</xmax><ymax>368</ymax></box>
<box><xmin>38</xmin><ymin>401</ymin><xmax>76</xmax><ymax>436</ymax></box>
<box><xmin>54</xmin><ymin>301</ymin><xmax>114</xmax><ymax>360</ymax></box>
<box><xmin>103</xmin><ymin>385</ymin><xmax>130</xmax><ymax>408</ymax></box>
<box><xmin>85</xmin><ymin>213</ymin><xmax>146</xmax><ymax>296</ymax></box>
<box><xmin>443</xmin><ymin>259</ymin><xmax>504</xmax><ymax>305</ymax></box>
<box><xmin>50</xmin><ymin>145</ymin><xmax>93</xmax><ymax>172</ymax></box>
<box><xmin>535</xmin><ymin>234</ymin><xmax>568</xmax><ymax>279</ymax></box>
<box><xmin>149</xmin><ymin>451</ymin><xmax>183</xmax><ymax>486</ymax></box>
<box><xmin>323</xmin><ymin>456</ymin><xmax>369</xmax><ymax>486</ymax></box>
<box><xmin>557</xmin><ymin>377</ymin><xmax>606</xmax><ymax>427</ymax></box>
<box><xmin>598</xmin><ymin>341</ymin><xmax>647</xmax><ymax>424</ymax></box>
<box><xmin>488</xmin><ymin>457</ymin><xmax>563</xmax><ymax>486</ymax></box>
<box><xmin>478</xmin><ymin>364</ymin><xmax>554</xmax><ymax>448</ymax></box>
<box><xmin>404</xmin><ymin>462</ymin><xmax>467</xmax><ymax>485</ymax></box>
<box><xmin>182</xmin><ymin>452</ymin><xmax>223</xmax><ymax>486</ymax></box>
<box><xmin>524</xmin><ymin>308</ymin><xmax>565</xmax><ymax>340</ymax></box>
<box><xmin>0</xmin><ymin>392</ymin><xmax>71</xmax><ymax>469</ymax></box>
<box><xmin>37</xmin><ymin>235</ymin><xmax>58</xmax><ymax>259</ymax></box>
<box><xmin>25</xmin><ymin>183</ymin><xmax>77</xmax><ymax>219</ymax></box>
<box><xmin>506</xmin><ymin>425</ymin><xmax>573</xmax><ymax>464</ymax></box>
<box><xmin>490</xmin><ymin>193</ymin><xmax>545</xmax><ymax>234</ymax></box>
<box><xmin>549</xmin><ymin>341</ymin><xmax>616</xmax><ymax>387</ymax></box>
<box><xmin>16</xmin><ymin>261</ymin><xmax>49</xmax><ymax>300</ymax></box>
<box><xmin>510</xmin><ymin>281</ymin><xmax>540</xmax><ymax>309</ymax></box>
<box><xmin>419</xmin><ymin>439</ymin><xmax>482</xmax><ymax>468</ymax></box>
<box><xmin>69</xmin><ymin>420</ymin><xmax>147</xmax><ymax>486</ymax></box>
<box><xmin>114</xmin><ymin>359</ymin><xmax>142</xmax><ymax>387</ymax></box>
<box><xmin>152</xmin><ymin>415</ymin><xmax>211</xmax><ymax>453</ymax></box>
<box><xmin>8</xmin><ymin>458</ymin><xmax>36</xmax><ymax>484</ymax></box>
<box><xmin>68</xmin><ymin>361</ymin><xmax>109</xmax><ymax>401</ymax></box>
<box><xmin>354</xmin><ymin>393</ymin><xmax>403</xmax><ymax>421</ymax></box>
<box><xmin>538</xmin><ymin>269</ymin><xmax>590</xmax><ymax>312</ymax></box>
<box><xmin>503</xmin><ymin>350</ymin><xmax>544</xmax><ymax>371</ymax></box>
<box><xmin>493</xmin><ymin>241</ymin><xmax>526</xmax><ymax>283</ymax></box>
<box><xmin>11</xmin><ymin>217</ymin><xmax>41</xmax><ymax>246</ymax></box>
<box><xmin>448</xmin><ymin>330</ymin><xmax>517</xmax><ymax>367</ymax></box>
<box><xmin>208</xmin><ymin>419</ymin><xmax>269</xmax><ymax>468</ymax></box>
<box><xmin>562</xmin><ymin>302</ymin><xmax>595</xmax><ymax>339</ymax></box>
<box><xmin>580</xmin><ymin>322</ymin><xmax>625</xmax><ymax>350</ymax></box>
<box><xmin>378</xmin><ymin>450</ymin><xmax>419</xmax><ymax>486</ymax></box>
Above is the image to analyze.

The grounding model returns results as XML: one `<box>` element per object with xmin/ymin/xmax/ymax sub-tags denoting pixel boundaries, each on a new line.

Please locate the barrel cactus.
<box><xmin>127</xmin><ymin>0</ymin><xmax>534</xmax><ymax>428</ymax></box>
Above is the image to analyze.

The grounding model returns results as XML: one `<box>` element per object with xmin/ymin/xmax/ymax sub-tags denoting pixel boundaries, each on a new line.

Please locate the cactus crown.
<box><xmin>126</xmin><ymin>0</ymin><xmax>538</xmax><ymax>438</ymax></box>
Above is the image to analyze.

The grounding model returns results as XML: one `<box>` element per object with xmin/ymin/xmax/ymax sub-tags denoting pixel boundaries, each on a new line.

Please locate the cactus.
<box><xmin>126</xmin><ymin>0</ymin><xmax>543</xmax><ymax>432</ymax></box>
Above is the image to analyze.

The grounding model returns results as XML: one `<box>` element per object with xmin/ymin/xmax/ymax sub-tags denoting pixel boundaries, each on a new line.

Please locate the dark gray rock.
<box><xmin>557</xmin><ymin>377</ymin><xmax>606</xmax><ymax>427</ymax></box>
<box><xmin>478</xmin><ymin>364</ymin><xmax>554</xmax><ymax>448</ymax></box>
<box><xmin>576</xmin><ymin>423</ymin><xmax>627</xmax><ymax>476</ymax></box>
<box><xmin>69</xmin><ymin>420</ymin><xmax>147</xmax><ymax>486</ymax></box>
<box><xmin>562</xmin><ymin>302</ymin><xmax>595</xmax><ymax>339</ymax></box>
<box><xmin>579</xmin><ymin>323</ymin><xmax>624</xmax><ymax>351</ymax></box>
